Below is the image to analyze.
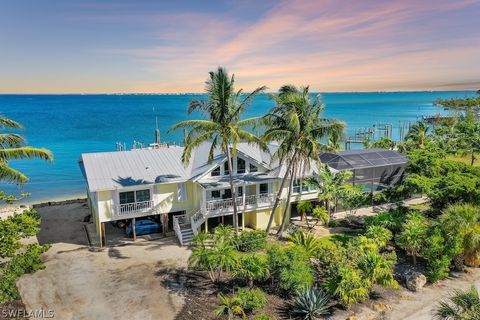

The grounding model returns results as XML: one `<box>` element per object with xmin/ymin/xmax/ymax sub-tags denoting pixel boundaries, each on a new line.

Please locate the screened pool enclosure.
<box><xmin>320</xmin><ymin>149</ymin><xmax>408</xmax><ymax>192</ymax></box>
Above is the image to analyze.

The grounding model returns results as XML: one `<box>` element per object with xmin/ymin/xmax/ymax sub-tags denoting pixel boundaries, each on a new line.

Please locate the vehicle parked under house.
<box><xmin>79</xmin><ymin>143</ymin><xmax>407</xmax><ymax>246</ymax></box>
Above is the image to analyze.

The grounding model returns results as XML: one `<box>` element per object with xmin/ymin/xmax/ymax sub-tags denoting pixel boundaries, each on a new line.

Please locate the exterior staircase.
<box><xmin>179</xmin><ymin>224</ymin><xmax>195</xmax><ymax>246</ymax></box>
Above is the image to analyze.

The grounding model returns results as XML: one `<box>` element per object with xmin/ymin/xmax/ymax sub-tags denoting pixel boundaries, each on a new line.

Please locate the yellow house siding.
<box><xmin>244</xmin><ymin>212</ymin><xmax>257</xmax><ymax>229</ymax></box>
<box><xmin>243</xmin><ymin>207</ymin><xmax>284</xmax><ymax>230</ymax></box>
<box><xmin>98</xmin><ymin>190</ymin><xmax>114</xmax><ymax>222</ymax></box>
<box><xmin>291</xmin><ymin>192</ymin><xmax>318</xmax><ymax>203</ymax></box>
<box><xmin>154</xmin><ymin>181</ymin><xmax>201</xmax><ymax>215</ymax></box>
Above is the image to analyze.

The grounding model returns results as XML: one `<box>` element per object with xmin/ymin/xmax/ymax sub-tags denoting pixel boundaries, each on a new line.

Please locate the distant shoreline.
<box><xmin>0</xmin><ymin>90</ymin><xmax>476</xmax><ymax>95</ymax></box>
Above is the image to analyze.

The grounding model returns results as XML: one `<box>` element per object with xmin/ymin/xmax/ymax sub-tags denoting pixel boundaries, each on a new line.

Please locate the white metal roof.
<box><xmin>80</xmin><ymin>143</ymin><xmax>277</xmax><ymax>192</ymax></box>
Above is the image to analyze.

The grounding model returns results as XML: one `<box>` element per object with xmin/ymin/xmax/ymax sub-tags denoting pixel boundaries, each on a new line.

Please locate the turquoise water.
<box><xmin>0</xmin><ymin>91</ymin><xmax>475</xmax><ymax>202</ymax></box>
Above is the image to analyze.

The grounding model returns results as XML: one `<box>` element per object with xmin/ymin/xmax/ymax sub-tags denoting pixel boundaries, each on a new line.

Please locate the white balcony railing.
<box><xmin>205</xmin><ymin>193</ymin><xmax>275</xmax><ymax>214</ymax></box>
<box><xmin>116</xmin><ymin>200</ymin><xmax>154</xmax><ymax>216</ymax></box>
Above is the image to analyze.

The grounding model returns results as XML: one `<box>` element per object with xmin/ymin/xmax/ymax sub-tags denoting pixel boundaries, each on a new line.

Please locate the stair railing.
<box><xmin>173</xmin><ymin>214</ymin><xmax>185</xmax><ymax>246</ymax></box>
<box><xmin>190</xmin><ymin>209</ymin><xmax>204</xmax><ymax>235</ymax></box>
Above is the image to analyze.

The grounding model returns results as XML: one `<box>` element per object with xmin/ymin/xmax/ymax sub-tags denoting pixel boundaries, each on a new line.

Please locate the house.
<box><xmin>79</xmin><ymin>142</ymin><xmax>320</xmax><ymax>246</ymax></box>
<box><xmin>79</xmin><ymin>144</ymin><xmax>407</xmax><ymax>246</ymax></box>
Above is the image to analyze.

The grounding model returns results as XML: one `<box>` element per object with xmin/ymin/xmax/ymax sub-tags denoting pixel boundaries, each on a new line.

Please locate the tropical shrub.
<box><xmin>297</xmin><ymin>200</ymin><xmax>313</xmax><ymax>221</ymax></box>
<box><xmin>365</xmin><ymin>225</ymin><xmax>393</xmax><ymax>249</ymax></box>
<box><xmin>188</xmin><ymin>241</ymin><xmax>238</xmax><ymax>283</ymax></box>
<box><xmin>191</xmin><ymin>231</ymin><xmax>210</xmax><ymax>248</ymax></box>
<box><xmin>428</xmin><ymin>171</ymin><xmax>480</xmax><ymax>210</ymax></box>
<box><xmin>291</xmin><ymin>288</ymin><xmax>330</xmax><ymax>320</ymax></box>
<box><xmin>266</xmin><ymin>244</ymin><xmax>314</xmax><ymax>293</ymax></box>
<box><xmin>434</xmin><ymin>285</ymin><xmax>480</xmax><ymax>320</ymax></box>
<box><xmin>439</xmin><ymin>204</ymin><xmax>480</xmax><ymax>267</ymax></box>
<box><xmin>320</xmin><ymin>236</ymin><xmax>398</xmax><ymax>306</ymax></box>
<box><xmin>213</xmin><ymin>292</ymin><xmax>245</xmax><ymax>320</ymax></box>
<box><xmin>357</xmin><ymin>250</ymin><xmax>399</xmax><ymax>289</ymax></box>
<box><xmin>0</xmin><ymin>209</ymin><xmax>41</xmax><ymax>258</ymax></box>
<box><xmin>289</xmin><ymin>230</ymin><xmax>321</xmax><ymax>257</ymax></box>
<box><xmin>234</xmin><ymin>254</ymin><xmax>269</xmax><ymax>287</ymax></box>
<box><xmin>235</xmin><ymin>287</ymin><xmax>267</xmax><ymax>313</ymax></box>
<box><xmin>364</xmin><ymin>206</ymin><xmax>409</xmax><ymax>234</ymax></box>
<box><xmin>325</xmin><ymin>265</ymin><xmax>369</xmax><ymax>306</ymax></box>
<box><xmin>214</xmin><ymin>224</ymin><xmax>236</xmax><ymax>245</ymax></box>
<box><xmin>236</xmin><ymin>230</ymin><xmax>267</xmax><ymax>252</ymax></box>
<box><xmin>395</xmin><ymin>211</ymin><xmax>429</xmax><ymax>264</ymax></box>
<box><xmin>371</xmin><ymin>191</ymin><xmax>388</xmax><ymax>205</ymax></box>
<box><xmin>316</xmin><ymin>239</ymin><xmax>345</xmax><ymax>270</ymax></box>
<box><xmin>422</xmin><ymin>228</ymin><xmax>461</xmax><ymax>282</ymax></box>
<box><xmin>252</xmin><ymin>313</ymin><xmax>276</xmax><ymax>320</ymax></box>
<box><xmin>311</xmin><ymin>206</ymin><xmax>329</xmax><ymax>226</ymax></box>
<box><xmin>0</xmin><ymin>244</ymin><xmax>49</xmax><ymax>303</ymax></box>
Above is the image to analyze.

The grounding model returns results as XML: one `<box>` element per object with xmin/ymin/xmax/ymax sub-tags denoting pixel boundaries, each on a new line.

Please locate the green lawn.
<box><xmin>447</xmin><ymin>154</ymin><xmax>479</xmax><ymax>166</ymax></box>
<box><xmin>318</xmin><ymin>233</ymin><xmax>357</xmax><ymax>246</ymax></box>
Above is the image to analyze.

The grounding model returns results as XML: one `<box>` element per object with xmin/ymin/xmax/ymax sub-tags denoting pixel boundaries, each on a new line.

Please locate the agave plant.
<box><xmin>291</xmin><ymin>288</ymin><xmax>330</xmax><ymax>320</ymax></box>
<box><xmin>434</xmin><ymin>285</ymin><xmax>480</xmax><ymax>320</ymax></box>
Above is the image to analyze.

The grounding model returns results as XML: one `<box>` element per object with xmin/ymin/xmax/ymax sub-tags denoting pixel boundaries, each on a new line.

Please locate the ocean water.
<box><xmin>0</xmin><ymin>91</ymin><xmax>475</xmax><ymax>202</ymax></box>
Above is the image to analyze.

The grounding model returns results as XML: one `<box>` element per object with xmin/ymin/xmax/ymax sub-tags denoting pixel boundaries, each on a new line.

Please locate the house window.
<box><xmin>177</xmin><ymin>182</ymin><xmax>187</xmax><ymax>202</ymax></box>
<box><xmin>119</xmin><ymin>189</ymin><xmax>150</xmax><ymax>204</ymax></box>
<box><xmin>224</xmin><ymin>161</ymin><xmax>230</xmax><ymax>175</ymax></box>
<box><xmin>302</xmin><ymin>180</ymin><xmax>312</xmax><ymax>193</ymax></box>
<box><xmin>119</xmin><ymin>191</ymin><xmax>135</xmax><ymax>204</ymax></box>
<box><xmin>249</xmin><ymin>163</ymin><xmax>258</xmax><ymax>173</ymax></box>
<box><xmin>211</xmin><ymin>166</ymin><xmax>220</xmax><ymax>176</ymax></box>
<box><xmin>237</xmin><ymin>158</ymin><xmax>246</xmax><ymax>174</ymax></box>
<box><xmin>135</xmin><ymin>189</ymin><xmax>151</xmax><ymax>202</ymax></box>
<box><xmin>293</xmin><ymin>180</ymin><xmax>301</xmax><ymax>194</ymax></box>
<box><xmin>259</xmin><ymin>183</ymin><xmax>268</xmax><ymax>194</ymax></box>
<box><xmin>211</xmin><ymin>190</ymin><xmax>221</xmax><ymax>198</ymax></box>
<box><xmin>223</xmin><ymin>188</ymin><xmax>232</xmax><ymax>199</ymax></box>
<box><xmin>237</xmin><ymin>186</ymin><xmax>243</xmax><ymax>197</ymax></box>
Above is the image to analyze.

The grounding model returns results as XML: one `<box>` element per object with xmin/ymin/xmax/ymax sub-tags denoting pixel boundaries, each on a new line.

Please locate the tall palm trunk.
<box><xmin>226</xmin><ymin>147</ymin><xmax>239</xmax><ymax>234</ymax></box>
<box><xmin>277</xmin><ymin>163</ymin><xmax>296</xmax><ymax>237</ymax></box>
<box><xmin>265</xmin><ymin>150</ymin><xmax>298</xmax><ymax>232</ymax></box>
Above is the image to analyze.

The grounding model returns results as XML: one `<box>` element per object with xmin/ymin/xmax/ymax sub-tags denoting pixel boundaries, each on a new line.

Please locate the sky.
<box><xmin>0</xmin><ymin>0</ymin><xmax>479</xmax><ymax>93</ymax></box>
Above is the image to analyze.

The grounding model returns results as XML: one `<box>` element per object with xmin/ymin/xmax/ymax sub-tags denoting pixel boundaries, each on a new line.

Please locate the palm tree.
<box><xmin>327</xmin><ymin>129</ymin><xmax>342</xmax><ymax>151</ymax></box>
<box><xmin>0</xmin><ymin>116</ymin><xmax>53</xmax><ymax>184</ymax></box>
<box><xmin>454</xmin><ymin>113</ymin><xmax>480</xmax><ymax>166</ymax></box>
<box><xmin>263</xmin><ymin>85</ymin><xmax>345</xmax><ymax>235</ymax></box>
<box><xmin>404</xmin><ymin>121</ymin><xmax>430</xmax><ymax>149</ymax></box>
<box><xmin>169</xmin><ymin>67</ymin><xmax>266</xmax><ymax>234</ymax></box>
<box><xmin>434</xmin><ymin>285</ymin><xmax>480</xmax><ymax>320</ymax></box>
<box><xmin>440</xmin><ymin>204</ymin><xmax>480</xmax><ymax>268</ymax></box>
<box><xmin>296</xmin><ymin>200</ymin><xmax>313</xmax><ymax>222</ymax></box>
<box><xmin>311</xmin><ymin>164</ymin><xmax>352</xmax><ymax>216</ymax></box>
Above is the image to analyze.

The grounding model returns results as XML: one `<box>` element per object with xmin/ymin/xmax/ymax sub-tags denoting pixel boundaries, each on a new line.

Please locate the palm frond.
<box><xmin>168</xmin><ymin>119</ymin><xmax>218</xmax><ymax>132</ymax></box>
<box><xmin>0</xmin><ymin>163</ymin><xmax>28</xmax><ymax>184</ymax></box>
<box><xmin>0</xmin><ymin>133</ymin><xmax>25</xmax><ymax>148</ymax></box>
<box><xmin>0</xmin><ymin>147</ymin><xmax>53</xmax><ymax>162</ymax></box>
<box><xmin>0</xmin><ymin>116</ymin><xmax>23</xmax><ymax>130</ymax></box>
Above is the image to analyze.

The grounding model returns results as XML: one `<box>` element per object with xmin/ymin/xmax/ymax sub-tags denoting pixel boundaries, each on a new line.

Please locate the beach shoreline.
<box><xmin>0</xmin><ymin>193</ymin><xmax>87</xmax><ymax>216</ymax></box>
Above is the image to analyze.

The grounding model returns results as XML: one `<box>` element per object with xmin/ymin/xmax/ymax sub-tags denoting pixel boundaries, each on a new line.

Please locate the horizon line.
<box><xmin>0</xmin><ymin>89</ymin><xmax>477</xmax><ymax>95</ymax></box>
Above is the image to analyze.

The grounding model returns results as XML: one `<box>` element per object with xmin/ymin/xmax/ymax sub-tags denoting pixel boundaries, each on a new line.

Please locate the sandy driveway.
<box><xmin>389</xmin><ymin>269</ymin><xmax>480</xmax><ymax>320</ymax></box>
<box><xmin>16</xmin><ymin>202</ymin><xmax>191</xmax><ymax>320</ymax></box>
